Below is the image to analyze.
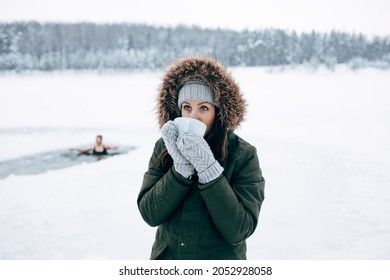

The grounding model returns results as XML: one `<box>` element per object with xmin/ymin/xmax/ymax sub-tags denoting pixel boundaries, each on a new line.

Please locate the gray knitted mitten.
<box><xmin>161</xmin><ymin>121</ymin><xmax>195</xmax><ymax>178</ymax></box>
<box><xmin>177</xmin><ymin>133</ymin><xmax>224</xmax><ymax>184</ymax></box>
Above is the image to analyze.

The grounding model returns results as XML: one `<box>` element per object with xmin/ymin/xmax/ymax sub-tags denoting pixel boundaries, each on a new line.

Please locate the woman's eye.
<box><xmin>183</xmin><ymin>105</ymin><xmax>191</xmax><ymax>111</ymax></box>
<box><xmin>200</xmin><ymin>106</ymin><xmax>209</xmax><ymax>111</ymax></box>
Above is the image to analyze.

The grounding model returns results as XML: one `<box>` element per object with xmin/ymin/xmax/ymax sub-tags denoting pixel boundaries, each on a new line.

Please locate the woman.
<box><xmin>71</xmin><ymin>135</ymin><xmax>116</xmax><ymax>155</ymax></box>
<box><xmin>137</xmin><ymin>57</ymin><xmax>265</xmax><ymax>260</ymax></box>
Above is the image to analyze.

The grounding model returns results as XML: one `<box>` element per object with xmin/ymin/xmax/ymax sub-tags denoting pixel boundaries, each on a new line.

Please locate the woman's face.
<box><xmin>96</xmin><ymin>136</ymin><xmax>102</xmax><ymax>145</ymax></box>
<box><xmin>181</xmin><ymin>100</ymin><xmax>216</xmax><ymax>135</ymax></box>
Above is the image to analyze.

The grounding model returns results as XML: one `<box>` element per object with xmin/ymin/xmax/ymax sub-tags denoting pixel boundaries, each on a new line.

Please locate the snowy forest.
<box><xmin>1</xmin><ymin>21</ymin><xmax>390</xmax><ymax>71</ymax></box>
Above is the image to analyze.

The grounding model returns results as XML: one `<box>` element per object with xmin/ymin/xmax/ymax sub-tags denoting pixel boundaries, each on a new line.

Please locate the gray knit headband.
<box><xmin>177</xmin><ymin>78</ymin><xmax>218</xmax><ymax>109</ymax></box>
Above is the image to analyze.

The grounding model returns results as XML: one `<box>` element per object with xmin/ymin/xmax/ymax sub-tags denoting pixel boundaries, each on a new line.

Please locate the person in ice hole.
<box><xmin>71</xmin><ymin>135</ymin><xmax>116</xmax><ymax>155</ymax></box>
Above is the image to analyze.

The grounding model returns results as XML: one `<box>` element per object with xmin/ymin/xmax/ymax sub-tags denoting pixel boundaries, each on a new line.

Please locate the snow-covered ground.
<box><xmin>0</xmin><ymin>66</ymin><xmax>389</xmax><ymax>259</ymax></box>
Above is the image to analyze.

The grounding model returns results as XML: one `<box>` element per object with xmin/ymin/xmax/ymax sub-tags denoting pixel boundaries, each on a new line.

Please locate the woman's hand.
<box><xmin>177</xmin><ymin>133</ymin><xmax>223</xmax><ymax>184</ymax></box>
<box><xmin>161</xmin><ymin>121</ymin><xmax>195</xmax><ymax>178</ymax></box>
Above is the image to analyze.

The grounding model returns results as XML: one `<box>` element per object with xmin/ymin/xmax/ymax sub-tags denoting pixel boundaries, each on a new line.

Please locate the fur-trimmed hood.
<box><xmin>157</xmin><ymin>57</ymin><xmax>246</xmax><ymax>130</ymax></box>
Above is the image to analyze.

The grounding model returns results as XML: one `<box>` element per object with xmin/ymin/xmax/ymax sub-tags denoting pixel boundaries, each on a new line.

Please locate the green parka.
<box><xmin>137</xmin><ymin>57</ymin><xmax>265</xmax><ymax>259</ymax></box>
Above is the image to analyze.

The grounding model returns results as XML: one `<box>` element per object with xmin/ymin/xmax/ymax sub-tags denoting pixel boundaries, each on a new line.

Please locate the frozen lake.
<box><xmin>0</xmin><ymin>66</ymin><xmax>389</xmax><ymax>259</ymax></box>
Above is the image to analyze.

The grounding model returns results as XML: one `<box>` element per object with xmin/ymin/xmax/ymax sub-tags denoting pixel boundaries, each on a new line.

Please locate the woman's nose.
<box><xmin>190</xmin><ymin>110</ymin><xmax>200</xmax><ymax>120</ymax></box>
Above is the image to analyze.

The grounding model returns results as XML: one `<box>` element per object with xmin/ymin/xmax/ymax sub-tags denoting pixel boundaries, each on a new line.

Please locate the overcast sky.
<box><xmin>1</xmin><ymin>0</ymin><xmax>389</xmax><ymax>36</ymax></box>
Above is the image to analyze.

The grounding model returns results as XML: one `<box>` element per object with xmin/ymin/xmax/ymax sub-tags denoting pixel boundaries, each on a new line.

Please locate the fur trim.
<box><xmin>157</xmin><ymin>56</ymin><xmax>247</xmax><ymax>130</ymax></box>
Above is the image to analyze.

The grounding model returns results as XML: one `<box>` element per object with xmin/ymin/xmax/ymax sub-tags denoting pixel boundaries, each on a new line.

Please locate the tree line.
<box><xmin>0</xmin><ymin>21</ymin><xmax>389</xmax><ymax>71</ymax></box>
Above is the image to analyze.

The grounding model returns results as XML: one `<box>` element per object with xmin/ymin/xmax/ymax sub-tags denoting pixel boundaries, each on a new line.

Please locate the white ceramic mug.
<box><xmin>174</xmin><ymin>117</ymin><xmax>207</xmax><ymax>137</ymax></box>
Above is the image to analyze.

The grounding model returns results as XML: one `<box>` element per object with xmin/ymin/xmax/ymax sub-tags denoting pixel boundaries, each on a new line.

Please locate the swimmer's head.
<box><xmin>96</xmin><ymin>135</ymin><xmax>103</xmax><ymax>144</ymax></box>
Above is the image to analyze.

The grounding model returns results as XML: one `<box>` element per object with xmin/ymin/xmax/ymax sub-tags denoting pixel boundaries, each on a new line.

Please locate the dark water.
<box><xmin>0</xmin><ymin>146</ymin><xmax>136</xmax><ymax>179</ymax></box>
